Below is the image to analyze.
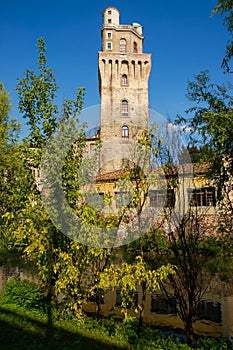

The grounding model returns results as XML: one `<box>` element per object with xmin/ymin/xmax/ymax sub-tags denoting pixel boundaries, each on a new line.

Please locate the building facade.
<box><xmin>83</xmin><ymin>7</ymin><xmax>218</xmax><ymax>218</ymax></box>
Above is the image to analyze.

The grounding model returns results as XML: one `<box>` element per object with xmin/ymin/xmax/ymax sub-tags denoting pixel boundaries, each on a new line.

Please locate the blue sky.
<box><xmin>0</xmin><ymin>0</ymin><xmax>231</xmax><ymax>136</ymax></box>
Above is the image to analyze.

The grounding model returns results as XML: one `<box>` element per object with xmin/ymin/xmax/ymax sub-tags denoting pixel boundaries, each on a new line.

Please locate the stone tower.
<box><xmin>98</xmin><ymin>7</ymin><xmax>151</xmax><ymax>173</ymax></box>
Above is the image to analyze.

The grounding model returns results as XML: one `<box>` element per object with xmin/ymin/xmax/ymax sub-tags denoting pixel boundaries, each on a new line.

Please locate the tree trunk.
<box><xmin>138</xmin><ymin>283</ymin><xmax>146</xmax><ymax>334</ymax></box>
<box><xmin>45</xmin><ymin>278</ymin><xmax>55</xmax><ymax>347</ymax></box>
<box><xmin>74</xmin><ymin>295</ymin><xmax>83</xmax><ymax>317</ymax></box>
<box><xmin>96</xmin><ymin>298</ymin><xmax>101</xmax><ymax>320</ymax></box>
<box><xmin>185</xmin><ymin>318</ymin><xmax>194</xmax><ymax>346</ymax></box>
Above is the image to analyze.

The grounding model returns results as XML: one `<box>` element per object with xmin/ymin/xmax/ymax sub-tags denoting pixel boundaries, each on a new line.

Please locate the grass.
<box><xmin>0</xmin><ymin>304</ymin><xmax>232</xmax><ymax>350</ymax></box>
<box><xmin>0</xmin><ymin>304</ymin><xmax>129</xmax><ymax>350</ymax></box>
<box><xmin>0</xmin><ymin>278</ymin><xmax>232</xmax><ymax>350</ymax></box>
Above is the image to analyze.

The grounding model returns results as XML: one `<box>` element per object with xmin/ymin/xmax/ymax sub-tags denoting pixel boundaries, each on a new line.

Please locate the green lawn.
<box><xmin>0</xmin><ymin>277</ymin><xmax>231</xmax><ymax>350</ymax></box>
<box><xmin>0</xmin><ymin>304</ymin><xmax>129</xmax><ymax>350</ymax></box>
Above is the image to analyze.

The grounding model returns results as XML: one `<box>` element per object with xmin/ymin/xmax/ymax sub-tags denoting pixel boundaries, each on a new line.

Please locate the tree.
<box><xmin>94</xmin><ymin>126</ymin><xmax>182</xmax><ymax>332</ymax></box>
<box><xmin>17</xmin><ymin>38</ymin><xmax>59</xmax><ymax>147</ymax></box>
<box><xmin>212</xmin><ymin>0</ymin><xmax>233</xmax><ymax>72</ymax></box>
<box><xmin>123</xmin><ymin>197</ymin><xmax>227</xmax><ymax>345</ymax></box>
<box><xmin>159</xmin><ymin>68</ymin><xmax>233</xmax><ymax>343</ymax></box>
<box><xmin>117</xmin><ymin>119</ymin><xmax>230</xmax><ymax>345</ymax></box>
<box><xmin>161</xmin><ymin>210</ymin><xmax>224</xmax><ymax>346</ymax></box>
<box><xmin>177</xmin><ymin>71</ymin><xmax>233</xmax><ymax>231</ymax></box>
<box><xmin>15</xmin><ymin>38</ymin><xmax>120</xmax><ymax>337</ymax></box>
<box><xmin>15</xmin><ymin>37</ymin><xmax>87</xmax><ymax>342</ymax></box>
<box><xmin>54</xmin><ymin>243</ymin><xmax>113</xmax><ymax>318</ymax></box>
<box><xmin>99</xmin><ymin>255</ymin><xmax>175</xmax><ymax>333</ymax></box>
<box><xmin>172</xmin><ymin>7</ymin><xmax>233</xmax><ymax>336</ymax></box>
<box><xmin>0</xmin><ymin>82</ymin><xmax>32</xmax><ymax>249</ymax></box>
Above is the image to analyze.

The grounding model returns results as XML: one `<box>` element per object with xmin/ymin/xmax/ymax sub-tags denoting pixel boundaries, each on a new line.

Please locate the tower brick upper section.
<box><xmin>101</xmin><ymin>7</ymin><xmax>144</xmax><ymax>54</ymax></box>
<box><xmin>98</xmin><ymin>7</ymin><xmax>152</xmax><ymax>172</ymax></box>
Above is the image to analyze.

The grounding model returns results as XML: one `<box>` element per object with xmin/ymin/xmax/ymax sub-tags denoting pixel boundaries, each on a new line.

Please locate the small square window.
<box><xmin>149</xmin><ymin>189</ymin><xmax>175</xmax><ymax>208</ymax></box>
<box><xmin>107</xmin><ymin>42</ymin><xmax>112</xmax><ymax>50</ymax></box>
<box><xmin>108</xmin><ymin>18</ymin><xmax>112</xmax><ymax>24</ymax></box>
<box><xmin>151</xmin><ymin>294</ymin><xmax>177</xmax><ymax>315</ymax></box>
<box><xmin>108</xmin><ymin>10</ymin><xmax>112</xmax><ymax>15</ymax></box>
<box><xmin>115</xmin><ymin>191</ymin><xmax>131</xmax><ymax>208</ymax></box>
<box><xmin>197</xmin><ymin>300</ymin><xmax>221</xmax><ymax>323</ymax></box>
<box><xmin>86</xmin><ymin>192</ymin><xmax>105</xmax><ymax>210</ymax></box>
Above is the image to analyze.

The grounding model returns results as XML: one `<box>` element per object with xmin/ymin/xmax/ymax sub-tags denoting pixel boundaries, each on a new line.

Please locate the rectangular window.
<box><xmin>86</xmin><ymin>192</ymin><xmax>105</xmax><ymax>210</ymax></box>
<box><xmin>120</xmin><ymin>45</ymin><xmax>126</xmax><ymax>53</ymax></box>
<box><xmin>149</xmin><ymin>189</ymin><xmax>175</xmax><ymax>208</ymax></box>
<box><xmin>120</xmin><ymin>39</ymin><xmax>127</xmax><ymax>53</ymax></box>
<box><xmin>122</xmin><ymin>126</ymin><xmax>129</xmax><ymax>137</ymax></box>
<box><xmin>116</xmin><ymin>288</ymin><xmax>138</xmax><ymax>308</ymax></box>
<box><xmin>89</xmin><ymin>295</ymin><xmax>104</xmax><ymax>304</ymax></box>
<box><xmin>151</xmin><ymin>294</ymin><xmax>177</xmax><ymax>315</ymax></box>
<box><xmin>107</xmin><ymin>32</ymin><xmax>112</xmax><ymax>39</ymax></box>
<box><xmin>108</xmin><ymin>10</ymin><xmax>112</xmax><ymax>15</ymax></box>
<box><xmin>115</xmin><ymin>288</ymin><xmax>122</xmax><ymax>306</ymax></box>
<box><xmin>197</xmin><ymin>300</ymin><xmax>221</xmax><ymax>323</ymax></box>
<box><xmin>121</xmin><ymin>100</ymin><xmax>128</xmax><ymax>114</ymax></box>
<box><xmin>121</xmin><ymin>74</ymin><xmax>128</xmax><ymax>86</ymax></box>
<box><xmin>108</xmin><ymin>18</ymin><xmax>112</xmax><ymax>24</ymax></box>
<box><xmin>188</xmin><ymin>187</ymin><xmax>216</xmax><ymax>207</ymax></box>
<box><xmin>149</xmin><ymin>190</ymin><xmax>165</xmax><ymax>207</ymax></box>
<box><xmin>106</xmin><ymin>42</ymin><xmax>112</xmax><ymax>50</ymax></box>
<box><xmin>115</xmin><ymin>191</ymin><xmax>131</xmax><ymax>208</ymax></box>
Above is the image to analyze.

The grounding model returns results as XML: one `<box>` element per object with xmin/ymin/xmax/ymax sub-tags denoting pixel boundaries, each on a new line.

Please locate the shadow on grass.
<box><xmin>0</xmin><ymin>306</ymin><xmax>129</xmax><ymax>350</ymax></box>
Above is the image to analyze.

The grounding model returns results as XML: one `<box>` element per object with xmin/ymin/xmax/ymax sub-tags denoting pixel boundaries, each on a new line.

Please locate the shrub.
<box><xmin>197</xmin><ymin>337</ymin><xmax>230</xmax><ymax>350</ymax></box>
<box><xmin>0</xmin><ymin>277</ymin><xmax>47</xmax><ymax>312</ymax></box>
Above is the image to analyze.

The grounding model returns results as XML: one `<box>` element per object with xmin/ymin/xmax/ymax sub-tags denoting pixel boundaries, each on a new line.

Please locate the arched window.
<box><xmin>121</xmin><ymin>74</ymin><xmax>128</xmax><ymax>86</ymax></box>
<box><xmin>133</xmin><ymin>41</ymin><xmax>138</xmax><ymax>53</ymax></box>
<box><xmin>120</xmin><ymin>38</ymin><xmax>126</xmax><ymax>53</ymax></box>
<box><xmin>121</xmin><ymin>100</ymin><xmax>128</xmax><ymax>114</ymax></box>
<box><xmin>122</xmin><ymin>125</ymin><xmax>129</xmax><ymax>137</ymax></box>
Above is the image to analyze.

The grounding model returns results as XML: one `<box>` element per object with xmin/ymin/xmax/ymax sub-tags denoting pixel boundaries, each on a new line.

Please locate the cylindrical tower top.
<box><xmin>102</xmin><ymin>7</ymin><xmax>120</xmax><ymax>26</ymax></box>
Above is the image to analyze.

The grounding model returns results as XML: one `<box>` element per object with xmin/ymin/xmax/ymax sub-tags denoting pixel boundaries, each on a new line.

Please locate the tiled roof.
<box><xmin>95</xmin><ymin>163</ymin><xmax>210</xmax><ymax>182</ymax></box>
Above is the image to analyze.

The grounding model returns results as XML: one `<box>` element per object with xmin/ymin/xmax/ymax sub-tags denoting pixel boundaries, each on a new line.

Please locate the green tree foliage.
<box><xmin>212</xmin><ymin>0</ymin><xmax>233</xmax><ymax>72</ymax></box>
<box><xmin>0</xmin><ymin>82</ymin><xmax>33</xmax><ymax>249</ymax></box>
<box><xmin>55</xmin><ymin>244</ymin><xmax>112</xmax><ymax>318</ymax></box>
<box><xmin>126</xmin><ymin>207</ymin><xmax>227</xmax><ymax>346</ymax></box>
<box><xmin>172</xmin><ymin>10</ymin><xmax>233</xmax><ymax>339</ymax></box>
<box><xmin>181</xmin><ymin>71</ymin><xmax>233</xmax><ymax>156</ymax></box>
<box><xmin>164</xmin><ymin>211</ymin><xmax>226</xmax><ymax>346</ymax></box>
<box><xmin>15</xmin><ymin>38</ymin><xmax>117</xmax><ymax>334</ymax></box>
<box><xmin>177</xmin><ymin>71</ymin><xmax>233</xmax><ymax>230</ymax></box>
<box><xmin>15</xmin><ymin>38</ymin><xmax>87</xmax><ymax>339</ymax></box>
<box><xmin>17</xmin><ymin>38</ymin><xmax>58</xmax><ymax>147</ymax></box>
<box><xmin>99</xmin><ymin>255</ymin><xmax>175</xmax><ymax>332</ymax></box>
<box><xmin>151</xmin><ymin>71</ymin><xmax>233</xmax><ymax>343</ymax></box>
